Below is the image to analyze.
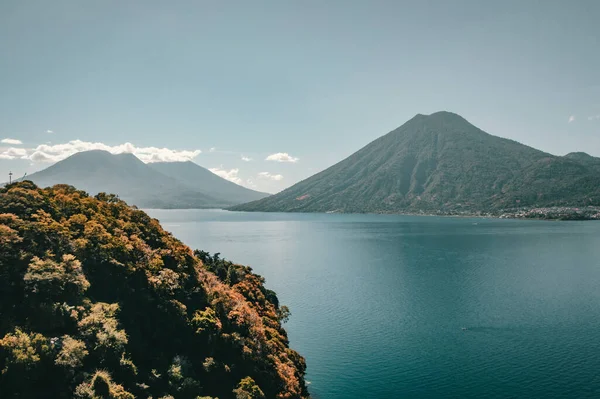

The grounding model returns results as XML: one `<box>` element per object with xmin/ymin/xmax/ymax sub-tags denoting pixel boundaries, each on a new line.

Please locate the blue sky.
<box><xmin>1</xmin><ymin>0</ymin><xmax>599</xmax><ymax>193</ymax></box>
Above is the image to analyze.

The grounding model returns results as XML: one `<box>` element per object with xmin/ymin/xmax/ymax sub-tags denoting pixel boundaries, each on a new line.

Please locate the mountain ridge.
<box><xmin>25</xmin><ymin>150</ymin><xmax>268</xmax><ymax>209</ymax></box>
<box><xmin>25</xmin><ymin>150</ymin><xmax>226</xmax><ymax>209</ymax></box>
<box><xmin>149</xmin><ymin>161</ymin><xmax>269</xmax><ymax>204</ymax></box>
<box><xmin>231</xmin><ymin>112</ymin><xmax>600</xmax><ymax>214</ymax></box>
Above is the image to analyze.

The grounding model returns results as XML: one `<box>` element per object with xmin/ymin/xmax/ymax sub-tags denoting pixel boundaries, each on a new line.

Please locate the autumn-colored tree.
<box><xmin>0</xmin><ymin>181</ymin><xmax>308</xmax><ymax>399</ymax></box>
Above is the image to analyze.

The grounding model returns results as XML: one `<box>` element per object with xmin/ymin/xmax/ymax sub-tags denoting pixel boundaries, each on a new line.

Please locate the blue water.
<box><xmin>144</xmin><ymin>209</ymin><xmax>600</xmax><ymax>399</ymax></box>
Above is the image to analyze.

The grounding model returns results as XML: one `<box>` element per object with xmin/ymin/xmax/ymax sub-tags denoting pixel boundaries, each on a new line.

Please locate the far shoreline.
<box><xmin>144</xmin><ymin>206</ymin><xmax>600</xmax><ymax>222</ymax></box>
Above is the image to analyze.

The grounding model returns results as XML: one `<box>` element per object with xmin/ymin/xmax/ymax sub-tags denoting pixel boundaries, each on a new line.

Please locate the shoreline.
<box><xmin>151</xmin><ymin>206</ymin><xmax>600</xmax><ymax>221</ymax></box>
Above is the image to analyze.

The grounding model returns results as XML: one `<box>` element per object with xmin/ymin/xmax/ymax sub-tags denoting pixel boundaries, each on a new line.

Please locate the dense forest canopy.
<box><xmin>0</xmin><ymin>181</ymin><xmax>308</xmax><ymax>399</ymax></box>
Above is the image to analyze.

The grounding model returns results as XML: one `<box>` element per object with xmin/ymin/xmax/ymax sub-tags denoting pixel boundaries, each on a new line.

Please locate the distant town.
<box><xmin>443</xmin><ymin>206</ymin><xmax>600</xmax><ymax>221</ymax></box>
<box><xmin>497</xmin><ymin>206</ymin><xmax>600</xmax><ymax>221</ymax></box>
<box><xmin>376</xmin><ymin>206</ymin><xmax>600</xmax><ymax>221</ymax></box>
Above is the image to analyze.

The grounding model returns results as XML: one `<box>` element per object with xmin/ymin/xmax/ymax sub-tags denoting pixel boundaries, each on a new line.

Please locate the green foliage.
<box><xmin>74</xmin><ymin>370</ymin><xmax>135</xmax><ymax>399</ymax></box>
<box><xmin>78</xmin><ymin>303</ymin><xmax>128</xmax><ymax>354</ymax></box>
<box><xmin>24</xmin><ymin>253</ymin><xmax>90</xmax><ymax>302</ymax></box>
<box><xmin>192</xmin><ymin>308</ymin><xmax>222</xmax><ymax>335</ymax></box>
<box><xmin>55</xmin><ymin>335</ymin><xmax>88</xmax><ymax>368</ymax></box>
<box><xmin>233</xmin><ymin>377</ymin><xmax>265</xmax><ymax>399</ymax></box>
<box><xmin>167</xmin><ymin>355</ymin><xmax>202</xmax><ymax>395</ymax></box>
<box><xmin>0</xmin><ymin>182</ymin><xmax>308</xmax><ymax>399</ymax></box>
<box><xmin>92</xmin><ymin>370</ymin><xmax>112</xmax><ymax>397</ymax></box>
<box><xmin>0</xmin><ymin>328</ymin><xmax>51</xmax><ymax>371</ymax></box>
<box><xmin>276</xmin><ymin>306</ymin><xmax>291</xmax><ymax>324</ymax></box>
<box><xmin>119</xmin><ymin>353</ymin><xmax>138</xmax><ymax>377</ymax></box>
<box><xmin>0</xmin><ymin>328</ymin><xmax>55</xmax><ymax>397</ymax></box>
<box><xmin>202</xmin><ymin>357</ymin><xmax>217</xmax><ymax>372</ymax></box>
<box><xmin>231</xmin><ymin>111</ymin><xmax>600</xmax><ymax>214</ymax></box>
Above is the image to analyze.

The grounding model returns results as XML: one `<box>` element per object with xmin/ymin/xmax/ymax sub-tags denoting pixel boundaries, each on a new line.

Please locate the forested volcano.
<box><xmin>0</xmin><ymin>181</ymin><xmax>308</xmax><ymax>399</ymax></box>
<box><xmin>231</xmin><ymin>112</ymin><xmax>600</xmax><ymax>214</ymax></box>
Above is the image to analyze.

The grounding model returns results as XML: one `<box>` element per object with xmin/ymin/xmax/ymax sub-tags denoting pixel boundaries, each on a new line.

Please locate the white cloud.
<box><xmin>568</xmin><ymin>115</ymin><xmax>575</xmax><ymax>123</ymax></box>
<box><xmin>588</xmin><ymin>115</ymin><xmax>600</xmax><ymax>121</ymax></box>
<box><xmin>209</xmin><ymin>147</ymin><xmax>216</xmax><ymax>152</ymax></box>
<box><xmin>0</xmin><ymin>139</ymin><xmax>201</xmax><ymax>163</ymax></box>
<box><xmin>46</xmin><ymin>130</ymin><xmax>54</xmax><ymax>134</ymax></box>
<box><xmin>1</xmin><ymin>138</ymin><xmax>23</xmax><ymax>145</ymax></box>
<box><xmin>2</xmin><ymin>148</ymin><xmax>28</xmax><ymax>158</ymax></box>
<box><xmin>258</xmin><ymin>171</ymin><xmax>284</xmax><ymax>181</ymax></box>
<box><xmin>209</xmin><ymin>167</ymin><xmax>242</xmax><ymax>185</ymax></box>
<box><xmin>265</xmin><ymin>152</ymin><xmax>299</xmax><ymax>163</ymax></box>
<box><xmin>28</xmin><ymin>151</ymin><xmax>55</xmax><ymax>162</ymax></box>
<box><xmin>241</xmin><ymin>156</ymin><xmax>252</xmax><ymax>162</ymax></box>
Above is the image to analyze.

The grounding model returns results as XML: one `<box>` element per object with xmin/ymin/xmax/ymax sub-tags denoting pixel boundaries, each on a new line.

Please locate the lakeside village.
<box><xmin>497</xmin><ymin>206</ymin><xmax>600</xmax><ymax>220</ymax></box>
<box><xmin>439</xmin><ymin>206</ymin><xmax>600</xmax><ymax>220</ymax></box>
<box><xmin>388</xmin><ymin>205</ymin><xmax>600</xmax><ymax>220</ymax></box>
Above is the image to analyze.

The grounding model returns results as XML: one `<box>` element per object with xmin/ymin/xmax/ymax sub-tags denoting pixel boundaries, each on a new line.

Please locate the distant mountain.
<box><xmin>563</xmin><ymin>152</ymin><xmax>600</xmax><ymax>172</ymax></box>
<box><xmin>231</xmin><ymin>111</ymin><xmax>600</xmax><ymax>214</ymax></box>
<box><xmin>26</xmin><ymin>150</ymin><xmax>236</xmax><ymax>208</ymax></box>
<box><xmin>149</xmin><ymin>161</ymin><xmax>269</xmax><ymax>204</ymax></box>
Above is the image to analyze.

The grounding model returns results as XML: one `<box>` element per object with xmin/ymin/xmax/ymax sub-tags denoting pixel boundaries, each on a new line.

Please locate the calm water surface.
<box><xmin>144</xmin><ymin>209</ymin><xmax>600</xmax><ymax>399</ymax></box>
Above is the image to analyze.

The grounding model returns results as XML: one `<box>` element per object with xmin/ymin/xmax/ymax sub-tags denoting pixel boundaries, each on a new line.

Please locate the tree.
<box><xmin>0</xmin><ymin>182</ymin><xmax>309</xmax><ymax>399</ymax></box>
<box><xmin>24</xmin><ymin>254</ymin><xmax>90</xmax><ymax>303</ymax></box>
<box><xmin>233</xmin><ymin>377</ymin><xmax>265</xmax><ymax>399</ymax></box>
<box><xmin>277</xmin><ymin>306</ymin><xmax>291</xmax><ymax>324</ymax></box>
<box><xmin>55</xmin><ymin>336</ymin><xmax>88</xmax><ymax>369</ymax></box>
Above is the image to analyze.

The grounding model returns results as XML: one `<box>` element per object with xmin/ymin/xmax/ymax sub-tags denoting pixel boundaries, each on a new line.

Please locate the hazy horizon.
<box><xmin>2</xmin><ymin>1</ymin><xmax>599</xmax><ymax>192</ymax></box>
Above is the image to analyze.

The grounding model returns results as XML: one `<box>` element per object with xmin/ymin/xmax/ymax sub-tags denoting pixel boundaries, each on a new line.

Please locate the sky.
<box><xmin>1</xmin><ymin>0</ymin><xmax>599</xmax><ymax>193</ymax></box>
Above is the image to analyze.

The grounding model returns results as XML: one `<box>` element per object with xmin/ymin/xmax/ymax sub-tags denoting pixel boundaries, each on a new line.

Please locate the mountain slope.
<box><xmin>150</xmin><ymin>161</ymin><xmax>269</xmax><ymax>204</ymax></box>
<box><xmin>0</xmin><ymin>181</ymin><xmax>308</xmax><ymax>398</ymax></box>
<box><xmin>231</xmin><ymin>111</ymin><xmax>600</xmax><ymax>214</ymax></box>
<box><xmin>563</xmin><ymin>152</ymin><xmax>600</xmax><ymax>172</ymax></box>
<box><xmin>25</xmin><ymin>150</ymin><xmax>234</xmax><ymax>209</ymax></box>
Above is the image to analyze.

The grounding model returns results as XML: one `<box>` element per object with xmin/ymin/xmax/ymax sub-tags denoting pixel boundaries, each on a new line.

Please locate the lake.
<box><xmin>144</xmin><ymin>209</ymin><xmax>600</xmax><ymax>399</ymax></box>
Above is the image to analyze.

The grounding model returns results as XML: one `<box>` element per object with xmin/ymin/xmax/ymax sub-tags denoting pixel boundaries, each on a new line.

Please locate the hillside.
<box><xmin>25</xmin><ymin>150</ymin><xmax>249</xmax><ymax>209</ymax></box>
<box><xmin>563</xmin><ymin>152</ymin><xmax>600</xmax><ymax>172</ymax></box>
<box><xmin>150</xmin><ymin>161</ymin><xmax>269</xmax><ymax>204</ymax></box>
<box><xmin>0</xmin><ymin>181</ymin><xmax>308</xmax><ymax>399</ymax></box>
<box><xmin>231</xmin><ymin>112</ymin><xmax>600</xmax><ymax>214</ymax></box>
